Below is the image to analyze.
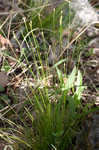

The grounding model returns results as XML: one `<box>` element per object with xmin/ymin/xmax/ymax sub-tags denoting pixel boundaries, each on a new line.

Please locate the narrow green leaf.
<box><xmin>62</xmin><ymin>66</ymin><xmax>77</xmax><ymax>91</ymax></box>
<box><xmin>75</xmin><ymin>70</ymin><xmax>85</xmax><ymax>100</ymax></box>
<box><xmin>56</xmin><ymin>67</ymin><xmax>63</xmax><ymax>82</ymax></box>
<box><xmin>53</xmin><ymin>59</ymin><xmax>66</xmax><ymax>68</ymax></box>
<box><xmin>76</xmin><ymin>70</ymin><xmax>82</xmax><ymax>86</ymax></box>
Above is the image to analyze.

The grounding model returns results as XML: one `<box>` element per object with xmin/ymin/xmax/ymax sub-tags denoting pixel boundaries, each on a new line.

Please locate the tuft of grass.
<box><xmin>0</xmin><ymin>1</ymin><xmax>98</xmax><ymax>150</ymax></box>
<box><xmin>5</xmin><ymin>65</ymin><xmax>86</xmax><ymax>150</ymax></box>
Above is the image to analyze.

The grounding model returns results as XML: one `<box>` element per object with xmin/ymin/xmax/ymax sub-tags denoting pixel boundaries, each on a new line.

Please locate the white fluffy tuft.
<box><xmin>70</xmin><ymin>0</ymin><xmax>98</xmax><ymax>26</ymax></box>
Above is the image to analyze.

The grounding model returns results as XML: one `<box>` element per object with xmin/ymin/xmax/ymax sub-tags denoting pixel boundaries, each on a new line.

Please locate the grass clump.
<box><xmin>0</xmin><ymin>0</ymin><xmax>99</xmax><ymax>150</ymax></box>
<box><xmin>7</xmin><ymin>66</ymin><xmax>86</xmax><ymax>150</ymax></box>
